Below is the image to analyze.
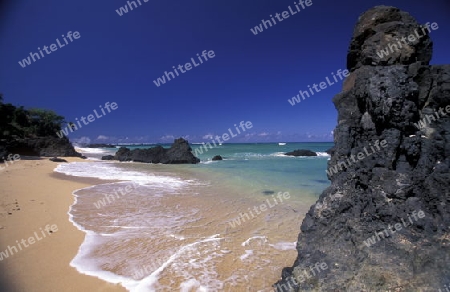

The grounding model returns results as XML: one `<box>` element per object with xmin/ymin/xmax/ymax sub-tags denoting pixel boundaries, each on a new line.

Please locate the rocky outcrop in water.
<box><xmin>275</xmin><ymin>6</ymin><xmax>450</xmax><ymax>292</ymax></box>
<box><xmin>285</xmin><ymin>150</ymin><xmax>317</xmax><ymax>157</ymax></box>
<box><xmin>101</xmin><ymin>155</ymin><xmax>115</xmax><ymax>160</ymax></box>
<box><xmin>104</xmin><ymin>138</ymin><xmax>200</xmax><ymax>164</ymax></box>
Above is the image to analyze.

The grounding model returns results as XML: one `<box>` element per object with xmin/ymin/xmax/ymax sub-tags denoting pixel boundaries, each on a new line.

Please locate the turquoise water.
<box><xmin>191</xmin><ymin>142</ymin><xmax>331</xmax><ymax>196</ymax></box>
<box><xmin>65</xmin><ymin>142</ymin><xmax>333</xmax><ymax>291</ymax></box>
<box><xmin>87</xmin><ymin>142</ymin><xmax>332</xmax><ymax>196</ymax></box>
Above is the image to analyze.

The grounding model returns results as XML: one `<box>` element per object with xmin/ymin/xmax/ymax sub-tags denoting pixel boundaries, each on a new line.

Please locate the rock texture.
<box><xmin>49</xmin><ymin>157</ymin><xmax>68</xmax><ymax>163</ymax></box>
<box><xmin>101</xmin><ymin>155</ymin><xmax>115</xmax><ymax>160</ymax></box>
<box><xmin>104</xmin><ymin>138</ymin><xmax>200</xmax><ymax>164</ymax></box>
<box><xmin>285</xmin><ymin>149</ymin><xmax>317</xmax><ymax>157</ymax></box>
<box><xmin>0</xmin><ymin>142</ymin><xmax>8</xmax><ymax>162</ymax></box>
<box><xmin>347</xmin><ymin>5</ymin><xmax>433</xmax><ymax>71</ymax></box>
<box><xmin>325</xmin><ymin>147</ymin><xmax>334</xmax><ymax>156</ymax></box>
<box><xmin>2</xmin><ymin>137</ymin><xmax>81</xmax><ymax>159</ymax></box>
<box><xmin>276</xmin><ymin>6</ymin><xmax>450</xmax><ymax>292</ymax></box>
<box><xmin>212</xmin><ymin>155</ymin><xmax>223</xmax><ymax>161</ymax></box>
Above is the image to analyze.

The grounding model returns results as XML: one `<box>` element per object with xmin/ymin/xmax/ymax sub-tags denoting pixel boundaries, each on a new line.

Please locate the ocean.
<box><xmin>55</xmin><ymin>142</ymin><xmax>332</xmax><ymax>291</ymax></box>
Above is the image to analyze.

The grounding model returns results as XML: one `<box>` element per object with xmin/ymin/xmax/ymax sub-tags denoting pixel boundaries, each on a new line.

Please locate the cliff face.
<box><xmin>1</xmin><ymin>136</ymin><xmax>81</xmax><ymax>160</ymax></box>
<box><xmin>276</xmin><ymin>6</ymin><xmax>450</xmax><ymax>292</ymax></box>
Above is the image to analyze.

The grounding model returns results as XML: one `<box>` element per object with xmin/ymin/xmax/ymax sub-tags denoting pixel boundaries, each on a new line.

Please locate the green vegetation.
<box><xmin>0</xmin><ymin>94</ymin><xmax>66</xmax><ymax>139</ymax></box>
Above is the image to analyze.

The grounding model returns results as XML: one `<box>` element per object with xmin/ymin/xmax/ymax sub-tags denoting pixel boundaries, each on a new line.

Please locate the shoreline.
<box><xmin>0</xmin><ymin>157</ymin><xmax>125</xmax><ymax>292</ymax></box>
<box><xmin>0</xmin><ymin>153</ymin><xmax>318</xmax><ymax>291</ymax></box>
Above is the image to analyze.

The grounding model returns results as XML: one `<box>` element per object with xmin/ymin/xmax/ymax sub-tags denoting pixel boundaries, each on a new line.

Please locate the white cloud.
<box><xmin>97</xmin><ymin>135</ymin><xmax>109</xmax><ymax>140</ymax></box>
<box><xmin>72</xmin><ymin>136</ymin><xmax>91</xmax><ymax>145</ymax></box>
<box><xmin>160</xmin><ymin>135</ymin><xmax>175</xmax><ymax>142</ymax></box>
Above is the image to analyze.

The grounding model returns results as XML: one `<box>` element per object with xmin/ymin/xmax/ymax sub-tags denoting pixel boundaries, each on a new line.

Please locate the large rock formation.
<box><xmin>103</xmin><ymin>138</ymin><xmax>200</xmax><ymax>164</ymax></box>
<box><xmin>2</xmin><ymin>136</ymin><xmax>81</xmax><ymax>159</ymax></box>
<box><xmin>275</xmin><ymin>6</ymin><xmax>450</xmax><ymax>291</ymax></box>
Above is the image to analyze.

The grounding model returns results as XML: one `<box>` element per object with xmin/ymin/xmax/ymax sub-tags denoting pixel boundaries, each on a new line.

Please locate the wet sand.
<box><xmin>0</xmin><ymin>157</ymin><xmax>125</xmax><ymax>292</ymax></box>
<box><xmin>0</xmin><ymin>156</ymin><xmax>316</xmax><ymax>291</ymax></box>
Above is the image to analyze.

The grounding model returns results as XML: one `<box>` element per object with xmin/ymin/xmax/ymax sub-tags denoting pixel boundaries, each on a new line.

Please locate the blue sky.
<box><xmin>1</xmin><ymin>0</ymin><xmax>449</xmax><ymax>144</ymax></box>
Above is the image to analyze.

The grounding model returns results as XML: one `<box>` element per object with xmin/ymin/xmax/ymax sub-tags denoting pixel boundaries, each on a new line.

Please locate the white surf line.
<box><xmin>241</xmin><ymin>236</ymin><xmax>268</xmax><ymax>246</ymax></box>
<box><xmin>132</xmin><ymin>234</ymin><xmax>222</xmax><ymax>291</ymax></box>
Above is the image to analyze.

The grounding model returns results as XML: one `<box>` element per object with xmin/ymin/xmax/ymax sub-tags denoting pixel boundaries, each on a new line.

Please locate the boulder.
<box><xmin>347</xmin><ymin>5</ymin><xmax>433</xmax><ymax>71</ymax></box>
<box><xmin>101</xmin><ymin>155</ymin><xmax>115</xmax><ymax>160</ymax></box>
<box><xmin>111</xmin><ymin>138</ymin><xmax>200</xmax><ymax>164</ymax></box>
<box><xmin>285</xmin><ymin>149</ymin><xmax>317</xmax><ymax>157</ymax></box>
<box><xmin>212</xmin><ymin>155</ymin><xmax>223</xmax><ymax>161</ymax></box>
<box><xmin>49</xmin><ymin>157</ymin><xmax>68</xmax><ymax>163</ymax></box>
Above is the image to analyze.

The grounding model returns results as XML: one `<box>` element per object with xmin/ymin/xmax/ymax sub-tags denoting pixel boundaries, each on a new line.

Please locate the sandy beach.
<box><xmin>0</xmin><ymin>157</ymin><xmax>125</xmax><ymax>292</ymax></box>
<box><xmin>0</xmin><ymin>153</ymin><xmax>316</xmax><ymax>291</ymax></box>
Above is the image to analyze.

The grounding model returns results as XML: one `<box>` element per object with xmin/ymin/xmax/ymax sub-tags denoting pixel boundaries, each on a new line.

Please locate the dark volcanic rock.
<box><xmin>0</xmin><ymin>143</ymin><xmax>7</xmax><ymax>162</ymax></box>
<box><xmin>49</xmin><ymin>157</ymin><xmax>68</xmax><ymax>162</ymax></box>
<box><xmin>101</xmin><ymin>155</ymin><xmax>115</xmax><ymax>160</ymax></box>
<box><xmin>285</xmin><ymin>149</ymin><xmax>317</xmax><ymax>157</ymax></box>
<box><xmin>4</xmin><ymin>137</ymin><xmax>81</xmax><ymax>158</ymax></box>
<box><xmin>276</xmin><ymin>6</ymin><xmax>450</xmax><ymax>292</ymax></box>
<box><xmin>112</xmin><ymin>138</ymin><xmax>200</xmax><ymax>164</ymax></box>
<box><xmin>347</xmin><ymin>6</ymin><xmax>433</xmax><ymax>71</ymax></box>
<box><xmin>212</xmin><ymin>155</ymin><xmax>223</xmax><ymax>161</ymax></box>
